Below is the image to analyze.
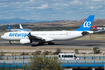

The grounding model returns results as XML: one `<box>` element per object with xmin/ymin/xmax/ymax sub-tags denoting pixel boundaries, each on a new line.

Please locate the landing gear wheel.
<box><xmin>9</xmin><ymin>41</ymin><xmax>11</xmax><ymax>45</ymax></box>
<box><xmin>48</xmin><ymin>42</ymin><xmax>54</xmax><ymax>45</ymax></box>
<box><xmin>38</xmin><ymin>42</ymin><xmax>44</xmax><ymax>45</ymax></box>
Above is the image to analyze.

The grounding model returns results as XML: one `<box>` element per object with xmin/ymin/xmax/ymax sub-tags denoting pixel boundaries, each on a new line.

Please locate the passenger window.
<box><xmin>69</xmin><ymin>55</ymin><xmax>73</xmax><ymax>58</ymax></box>
<box><xmin>59</xmin><ymin>55</ymin><xmax>60</xmax><ymax>58</ymax></box>
<box><xmin>65</xmin><ymin>55</ymin><xmax>67</xmax><ymax>57</ymax></box>
<box><xmin>62</xmin><ymin>55</ymin><xmax>64</xmax><ymax>57</ymax></box>
<box><xmin>62</xmin><ymin>55</ymin><xmax>74</xmax><ymax>58</ymax></box>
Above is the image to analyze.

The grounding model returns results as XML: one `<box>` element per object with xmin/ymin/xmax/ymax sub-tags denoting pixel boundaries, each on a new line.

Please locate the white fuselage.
<box><xmin>1</xmin><ymin>31</ymin><xmax>85</xmax><ymax>41</ymax></box>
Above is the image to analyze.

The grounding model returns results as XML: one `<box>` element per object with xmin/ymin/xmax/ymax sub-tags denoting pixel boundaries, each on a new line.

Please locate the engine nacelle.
<box><xmin>20</xmin><ymin>39</ymin><xmax>30</xmax><ymax>44</ymax></box>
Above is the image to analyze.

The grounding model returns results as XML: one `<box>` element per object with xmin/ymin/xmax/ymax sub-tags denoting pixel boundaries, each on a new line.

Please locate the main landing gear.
<box><xmin>38</xmin><ymin>42</ymin><xmax>44</xmax><ymax>45</ymax></box>
<box><xmin>38</xmin><ymin>41</ymin><xmax>55</xmax><ymax>45</ymax></box>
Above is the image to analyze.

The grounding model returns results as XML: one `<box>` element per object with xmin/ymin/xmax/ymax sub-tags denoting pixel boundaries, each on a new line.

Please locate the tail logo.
<box><xmin>83</xmin><ymin>21</ymin><xmax>91</xmax><ymax>28</ymax></box>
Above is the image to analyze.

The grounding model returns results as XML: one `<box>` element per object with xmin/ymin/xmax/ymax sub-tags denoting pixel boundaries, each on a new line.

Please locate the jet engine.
<box><xmin>20</xmin><ymin>38</ymin><xmax>30</xmax><ymax>44</ymax></box>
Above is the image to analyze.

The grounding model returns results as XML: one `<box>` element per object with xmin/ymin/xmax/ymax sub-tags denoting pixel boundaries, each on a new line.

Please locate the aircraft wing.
<box><xmin>27</xmin><ymin>33</ymin><xmax>54</xmax><ymax>42</ymax></box>
<box><xmin>93</xmin><ymin>30</ymin><xmax>105</xmax><ymax>33</ymax></box>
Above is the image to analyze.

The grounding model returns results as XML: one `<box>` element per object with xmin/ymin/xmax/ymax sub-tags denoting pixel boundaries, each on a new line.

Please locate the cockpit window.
<box><xmin>1</xmin><ymin>34</ymin><xmax>4</xmax><ymax>36</ymax></box>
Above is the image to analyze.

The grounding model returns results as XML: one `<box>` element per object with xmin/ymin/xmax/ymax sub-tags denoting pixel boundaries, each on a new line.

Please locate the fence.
<box><xmin>0</xmin><ymin>60</ymin><xmax>105</xmax><ymax>70</ymax></box>
<box><xmin>0</xmin><ymin>55</ymin><xmax>105</xmax><ymax>60</ymax></box>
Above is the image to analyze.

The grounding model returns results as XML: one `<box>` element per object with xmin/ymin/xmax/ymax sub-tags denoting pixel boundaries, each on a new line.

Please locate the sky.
<box><xmin>0</xmin><ymin>0</ymin><xmax>105</xmax><ymax>21</ymax></box>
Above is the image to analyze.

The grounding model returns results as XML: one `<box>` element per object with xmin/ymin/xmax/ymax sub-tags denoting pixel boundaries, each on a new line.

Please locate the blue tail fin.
<box><xmin>7</xmin><ymin>24</ymin><xmax>12</xmax><ymax>30</ymax></box>
<box><xmin>75</xmin><ymin>15</ymin><xmax>95</xmax><ymax>31</ymax></box>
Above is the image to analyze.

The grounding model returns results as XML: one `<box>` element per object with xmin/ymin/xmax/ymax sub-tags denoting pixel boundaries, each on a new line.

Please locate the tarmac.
<box><xmin>0</xmin><ymin>39</ymin><xmax>105</xmax><ymax>48</ymax></box>
<box><xmin>0</xmin><ymin>39</ymin><xmax>105</xmax><ymax>56</ymax></box>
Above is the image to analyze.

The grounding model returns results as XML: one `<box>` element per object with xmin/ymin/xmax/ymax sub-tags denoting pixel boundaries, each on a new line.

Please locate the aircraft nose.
<box><xmin>1</xmin><ymin>35</ymin><xmax>4</xmax><ymax>39</ymax></box>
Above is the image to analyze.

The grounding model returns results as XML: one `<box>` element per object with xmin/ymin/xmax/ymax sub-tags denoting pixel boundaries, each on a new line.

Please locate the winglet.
<box><xmin>75</xmin><ymin>15</ymin><xmax>95</xmax><ymax>31</ymax></box>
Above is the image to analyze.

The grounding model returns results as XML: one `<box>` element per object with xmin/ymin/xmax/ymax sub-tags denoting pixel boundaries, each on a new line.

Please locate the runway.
<box><xmin>0</xmin><ymin>39</ymin><xmax>105</xmax><ymax>48</ymax></box>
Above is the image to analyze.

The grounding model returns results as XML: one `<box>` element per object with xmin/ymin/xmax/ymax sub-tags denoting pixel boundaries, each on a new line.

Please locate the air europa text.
<box><xmin>9</xmin><ymin>33</ymin><xmax>28</xmax><ymax>37</ymax></box>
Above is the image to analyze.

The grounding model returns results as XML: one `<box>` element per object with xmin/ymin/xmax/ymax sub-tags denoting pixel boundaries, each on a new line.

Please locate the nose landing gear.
<box><xmin>9</xmin><ymin>41</ymin><xmax>11</xmax><ymax>45</ymax></box>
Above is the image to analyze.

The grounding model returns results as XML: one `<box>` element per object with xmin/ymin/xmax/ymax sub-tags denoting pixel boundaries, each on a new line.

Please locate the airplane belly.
<box><xmin>5</xmin><ymin>37</ymin><xmax>25</xmax><ymax>41</ymax></box>
<box><xmin>51</xmin><ymin>35</ymin><xmax>72</xmax><ymax>40</ymax></box>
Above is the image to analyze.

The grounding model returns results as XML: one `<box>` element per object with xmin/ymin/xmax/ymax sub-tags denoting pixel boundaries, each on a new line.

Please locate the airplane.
<box><xmin>92</xmin><ymin>25</ymin><xmax>105</xmax><ymax>31</ymax></box>
<box><xmin>97</xmin><ymin>27</ymin><xmax>105</xmax><ymax>30</ymax></box>
<box><xmin>1</xmin><ymin>15</ymin><xmax>103</xmax><ymax>45</ymax></box>
<box><xmin>7</xmin><ymin>24</ymin><xmax>21</xmax><ymax>32</ymax></box>
<box><xmin>7</xmin><ymin>24</ymin><xmax>31</xmax><ymax>32</ymax></box>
